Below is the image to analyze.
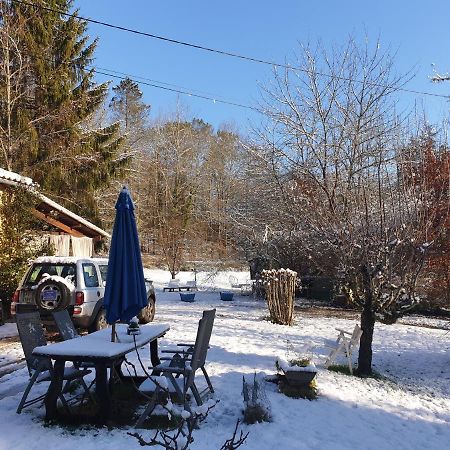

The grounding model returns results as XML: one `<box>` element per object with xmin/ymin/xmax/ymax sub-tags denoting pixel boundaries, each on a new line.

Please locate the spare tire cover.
<box><xmin>35</xmin><ymin>279</ymin><xmax>71</xmax><ymax>312</ymax></box>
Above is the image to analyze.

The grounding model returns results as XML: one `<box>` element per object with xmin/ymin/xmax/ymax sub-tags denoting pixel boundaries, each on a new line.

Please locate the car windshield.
<box><xmin>24</xmin><ymin>263</ymin><xmax>77</xmax><ymax>286</ymax></box>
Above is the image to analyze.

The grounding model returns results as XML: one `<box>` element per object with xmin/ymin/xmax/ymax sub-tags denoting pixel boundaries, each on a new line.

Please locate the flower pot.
<box><xmin>220</xmin><ymin>291</ymin><xmax>234</xmax><ymax>301</ymax></box>
<box><xmin>283</xmin><ymin>370</ymin><xmax>317</xmax><ymax>387</ymax></box>
<box><xmin>180</xmin><ymin>292</ymin><xmax>196</xmax><ymax>302</ymax></box>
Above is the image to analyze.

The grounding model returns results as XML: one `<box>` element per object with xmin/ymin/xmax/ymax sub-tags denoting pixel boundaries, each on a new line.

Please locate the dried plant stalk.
<box><xmin>262</xmin><ymin>269</ymin><xmax>297</xmax><ymax>325</ymax></box>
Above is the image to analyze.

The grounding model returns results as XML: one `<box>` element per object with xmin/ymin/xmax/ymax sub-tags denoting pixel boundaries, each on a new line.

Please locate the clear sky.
<box><xmin>76</xmin><ymin>0</ymin><xmax>450</xmax><ymax>133</ymax></box>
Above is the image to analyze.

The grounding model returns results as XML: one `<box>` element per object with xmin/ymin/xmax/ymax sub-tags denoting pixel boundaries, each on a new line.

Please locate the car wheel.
<box><xmin>91</xmin><ymin>309</ymin><xmax>108</xmax><ymax>332</ymax></box>
<box><xmin>138</xmin><ymin>296</ymin><xmax>155</xmax><ymax>324</ymax></box>
<box><xmin>35</xmin><ymin>280</ymin><xmax>71</xmax><ymax>312</ymax></box>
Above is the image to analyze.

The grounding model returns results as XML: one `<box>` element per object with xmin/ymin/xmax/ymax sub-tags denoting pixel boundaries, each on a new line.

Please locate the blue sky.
<box><xmin>76</xmin><ymin>0</ymin><xmax>450</xmax><ymax>132</ymax></box>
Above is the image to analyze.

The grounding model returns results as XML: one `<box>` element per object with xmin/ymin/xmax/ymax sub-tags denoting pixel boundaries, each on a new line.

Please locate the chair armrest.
<box><xmin>176</xmin><ymin>343</ymin><xmax>194</xmax><ymax>347</ymax></box>
<box><xmin>335</xmin><ymin>328</ymin><xmax>352</xmax><ymax>335</ymax></box>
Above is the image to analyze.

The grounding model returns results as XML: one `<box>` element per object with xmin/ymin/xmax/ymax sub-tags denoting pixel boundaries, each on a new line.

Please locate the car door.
<box><xmin>81</xmin><ymin>262</ymin><xmax>102</xmax><ymax>309</ymax></box>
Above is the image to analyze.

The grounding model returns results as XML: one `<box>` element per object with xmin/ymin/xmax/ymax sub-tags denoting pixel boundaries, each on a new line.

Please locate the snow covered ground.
<box><xmin>0</xmin><ymin>269</ymin><xmax>449</xmax><ymax>450</ymax></box>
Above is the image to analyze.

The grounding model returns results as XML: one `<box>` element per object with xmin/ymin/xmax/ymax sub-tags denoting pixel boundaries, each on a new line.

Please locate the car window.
<box><xmin>82</xmin><ymin>263</ymin><xmax>99</xmax><ymax>288</ymax></box>
<box><xmin>99</xmin><ymin>265</ymin><xmax>108</xmax><ymax>285</ymax></box>
<box><xmin>25</xmin><ymin>264</ymin><xmax>76</xmax><ymax>286</ymax></box>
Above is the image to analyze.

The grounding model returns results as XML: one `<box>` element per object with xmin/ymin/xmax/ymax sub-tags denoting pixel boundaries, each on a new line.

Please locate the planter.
<box><xmin>220</xmin><ymin>291</ymin><xmax>234</xmax><ymax>301</ymax></box>
<box><xmin>180</xmin><ymin>292</ymin><xmax>196</xmax><ymax>302</ymax></box>
<box><xmin>283</xmin><ymin>369</ymin><xmax>317</xmax><ymax>387</ymax></box>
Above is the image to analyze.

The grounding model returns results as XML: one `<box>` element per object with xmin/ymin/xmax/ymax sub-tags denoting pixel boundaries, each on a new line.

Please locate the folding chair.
<box><xmin>135</xmin><ymin>310</ymin><xmax>215</xmax><ymax>427</ymax></box>
<box><xmin>324</xmin><ymin>324</ymin><xmax>363</xmax><ymax>374</ymax></box>
<box><xmin>15</xmin><ymin>311</ymin><xmax>92</xmax><ymax>414</ymax></box>
<box><xmin>160</xmin><ymin>309</ymin><xmax>215</xmax><ymax>396</ymax></box>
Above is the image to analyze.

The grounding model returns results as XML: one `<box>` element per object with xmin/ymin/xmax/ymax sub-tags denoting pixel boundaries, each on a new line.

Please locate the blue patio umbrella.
<box><xmin>103</xmin><ymin>188</ymin><xmax>148</xmax><ymax>340</ymax></box>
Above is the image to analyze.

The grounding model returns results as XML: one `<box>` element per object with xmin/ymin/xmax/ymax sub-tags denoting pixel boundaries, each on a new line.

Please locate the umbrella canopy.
<box><xmin>103</xmin><ymin>188</ymin><xmax>148</xmax><ymax>325</ymax></box>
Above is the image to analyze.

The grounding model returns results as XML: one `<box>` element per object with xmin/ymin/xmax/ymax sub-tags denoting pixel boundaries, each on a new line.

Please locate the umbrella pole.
<box><xmin>111</xmin><ymin>323</ymin><xmax>116</xmax><ymax>342</ymax></box>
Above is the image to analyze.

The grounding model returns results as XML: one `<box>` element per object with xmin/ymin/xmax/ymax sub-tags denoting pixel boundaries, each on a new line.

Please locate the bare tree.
<box><xmin>0</xmin><ymin>1</ymin><xmax>29</xmax><ymax>170</ymax></box>
<box><xmin>256</xmin><ymin>38</ymin><xmax>441</xmax><ymax>374</ymax></box>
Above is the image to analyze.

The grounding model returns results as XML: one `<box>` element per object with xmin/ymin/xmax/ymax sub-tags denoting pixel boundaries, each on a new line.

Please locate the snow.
<box><xmin>37</xmin><ymin>274</ymin><xmax>76</xmax><ymax>292</ymax></box>
<box><xmin>0</xmin><ymin>268</ymin><xmax>449</xmax><ymax>449</ymax></box>
<box><xmin>0</xmin><ymin>323</ymin><xmax>17</xmax><ymax>339</ymax></box>
<box><xmin>33</xmin><ymin>323</ymin><xmax>170</xmax><ymax>358</ymax></box>
<box><xmin>0</xmin><ymin>168</ymin><xmax>35</xmax><ymax>187</ymax></box>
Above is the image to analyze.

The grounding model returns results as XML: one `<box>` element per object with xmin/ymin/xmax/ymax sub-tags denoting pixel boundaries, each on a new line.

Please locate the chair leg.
<box><xmin>58</xmin><ymin>392</ymin><xmax>72</xmax><ymax>415</ymax></box>
<box><xmin>135</xmin><ymin>386</ymin><xmax>161</xmax><ymax>428</ymax></box>
<box><xmin>166</xmin><ymin>372</ymin><xmax>192</xmax><ymax>413</ymax></box>
<box><xmin>324</xmin><ymin>348</ymin><xmax>338</xmax><ymax>368</ymax></box>
<box><xmin>79</xmin><ymin>378</ymin><xmax>96</xmax><ymax>405</ymax></box>
<box><xmin>190</xmin><ymin>382</ymin><xmax>203</xmax><ymax>406</ymax></box>
<box><xmin>345</xmin><ymin>343</ymin><xmax>353</xmax><ymax>374</ymax></box>
<box><xmin>201</xmin><ymin>367</ymin><xmax>214</xmax><ymax>394</ymax></box>
<box><xmin>17</xmin><ymin>371</ymin><xmax>40</xmax><ymax>414</ymax></box>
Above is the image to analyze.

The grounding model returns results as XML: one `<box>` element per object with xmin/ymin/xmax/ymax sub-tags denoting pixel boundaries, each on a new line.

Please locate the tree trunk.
<box><xmin>357</xmin><ymin>266</ymin><xmax>376</xmax><ymax>375</ymax></box>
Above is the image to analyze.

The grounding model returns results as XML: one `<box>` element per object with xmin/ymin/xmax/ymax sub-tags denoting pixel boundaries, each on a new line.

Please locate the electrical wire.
<box><xmin>95</xmin><ymin>66</ymin><xmax>254</xmax><ymax>108</ymax></box>
<box><xmin>93</xmin><ymin>68</ymin><xmax>257</xmax><ymax>111</ymax></box>
<box><xmin>11</xmin><ymin>0</ymin><xmax>450</xmax><ymax>100</ymax></box>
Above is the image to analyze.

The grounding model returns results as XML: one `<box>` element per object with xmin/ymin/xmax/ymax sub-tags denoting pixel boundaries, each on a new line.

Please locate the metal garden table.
<box><xmin>33</xmin><ymin>323</ymin><xmax>170</xmax><ymax>424</ymax></box>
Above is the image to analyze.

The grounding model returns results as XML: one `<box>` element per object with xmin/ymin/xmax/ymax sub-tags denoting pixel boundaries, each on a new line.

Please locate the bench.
<box><xmin>163</xmin><ymin>279</ymin><xmax>198</xmax><ymax>292</ymax></box>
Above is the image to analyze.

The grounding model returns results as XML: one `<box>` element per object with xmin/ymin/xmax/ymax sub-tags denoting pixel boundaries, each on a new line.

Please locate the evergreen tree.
<box><xmin>110</xmin><ymin>77</ymin><xmax>150</xmax><ymax>138</ymax></box>
<box><xmin>2</xmin><ymin>0</ymin><xmax>127</xmax><ymax>222</ymax></box>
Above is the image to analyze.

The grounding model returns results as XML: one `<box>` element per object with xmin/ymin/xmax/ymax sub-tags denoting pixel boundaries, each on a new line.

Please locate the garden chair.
<box><xmin>15</xmin><ymin>311</ymin><xmax>92</xmax><ymax>414</ymax></box>
<box><xmin>324</xmin><ymin>324</ymin><xmax>362</xmax><ymax>374</ymax></box>
<box><xmin>160</xmin><ymin>308</ymin><xmax>216</xmax><ymax>395</ymax></box>
<box><xmin>135</xmin><ymin>310</ymin><xmax>215</xmax><ymax>427</ymax></box>
<box><xmin>229</xmin><ymin>275</ymin><xmax>240</xmax><ymax>288</ymax></box>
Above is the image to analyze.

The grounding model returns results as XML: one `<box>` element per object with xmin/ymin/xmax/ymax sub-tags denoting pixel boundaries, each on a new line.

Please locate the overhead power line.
<box><xmin>93</xmin><ymin>68</ymin><xmax>256</xmax><ymax>111</ymax></box>
<box><xmin>96</xmin><ymin>66</ymin><xmax>245</xmax><ymax>101</ymax></box>
<box><xmin>11</xmin><ymin>0</ymin><xmax>450</xmax><ymax>100</ymax></box>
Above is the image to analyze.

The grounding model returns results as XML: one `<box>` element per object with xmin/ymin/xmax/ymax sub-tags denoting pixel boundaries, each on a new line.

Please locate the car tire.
<box><xmin>138</xmin><ymin>296</ymin><xmax>155</xmax><ymax>324</ymax></box>
<box><xmin>35</xmin><ymin>279</ymin><xmax>71</xmax><ymax>312</ymax></box>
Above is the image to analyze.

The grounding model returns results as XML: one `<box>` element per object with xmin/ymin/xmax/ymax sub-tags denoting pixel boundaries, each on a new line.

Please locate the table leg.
<box><xmin>45</xmin><ymin>359</ymin><xmax>65</xmax><ymax>421</ymax></box>
<box><xmin>150</xmin><ymin>338</ymin><xmax>161</xmax><ymax>375</ymax></box>
<box><xmin>95</xmin><ymin>362</ymin><xmax>111</xmax><ymax>424</ymax></box>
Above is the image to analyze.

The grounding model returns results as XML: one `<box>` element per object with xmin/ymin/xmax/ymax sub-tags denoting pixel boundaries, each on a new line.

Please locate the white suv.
<box><xmin>11</xmin><ymin>256</ymin><xmax>156</xmax><ymax>332</ymax></box>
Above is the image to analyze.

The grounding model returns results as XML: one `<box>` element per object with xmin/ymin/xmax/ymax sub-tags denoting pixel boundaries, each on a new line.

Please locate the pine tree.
<box><xmin>4</xmin><ymin>0</ymin><xmax>127</xmax><ymax>222</ymax></box>
<box><xmin>110</xmin><ymin>77</ymin><xmax>150</xmax><ymax>138</ymax></box>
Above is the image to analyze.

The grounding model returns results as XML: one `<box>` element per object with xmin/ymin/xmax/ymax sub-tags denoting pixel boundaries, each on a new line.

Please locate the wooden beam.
<box><xmin>32</xmin><ymin>209</ymin><xmax>85</xmax><ymax>237</ymax></box>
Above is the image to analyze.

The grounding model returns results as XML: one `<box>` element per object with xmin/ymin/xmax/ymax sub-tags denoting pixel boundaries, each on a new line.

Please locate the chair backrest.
<box><xmin>350</xmin><ymin>325</ymin><xmax>363</xmax><ymax>346</ymax></box>
<box><xmin>15</xmin><ymin>311</ymin><xmax>52</xmax><ymax>376</ymax></box>
<box><xmin>52</xmin><ymin>310</ymin><xmax>80</xmax><ymax>340</ymax></box>
<box><xmin>229</xmin><ymin>275</ymin><xmax>239</xmax><ymax>287</ymax></box>
<box><xmin>190</xmin><ymin>309</ymin><xmax>216</xmax><ymax>370</ymax></box>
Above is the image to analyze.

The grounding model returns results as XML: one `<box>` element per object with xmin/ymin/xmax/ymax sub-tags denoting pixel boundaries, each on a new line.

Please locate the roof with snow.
<box><xmin>0</xmin><ymin>168</ymin><xmax>35</xmax><ymax>187</ymax></box>
<box><xmin>0</xmin><ymin>168</ymin><xmax>110</xmax><ymax>240</ymax></box>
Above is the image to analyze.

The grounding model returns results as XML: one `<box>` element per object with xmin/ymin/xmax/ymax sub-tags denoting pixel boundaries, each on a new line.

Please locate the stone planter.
<box><xmin>283</xmin><ymin>369</ymin><xmax>317</xmax><ymax>387</ymax></box>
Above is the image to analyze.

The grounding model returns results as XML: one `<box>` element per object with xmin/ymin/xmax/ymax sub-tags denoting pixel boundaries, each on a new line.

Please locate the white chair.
<box><xmin>324</xmin><ymin>324</ymin><xmax>362</xmax><ymax>374</ymax></box>
<box><xmin>229</xmin><ymin>275</ymin><xmax>240</xmax><ymax>288</ymax></box>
